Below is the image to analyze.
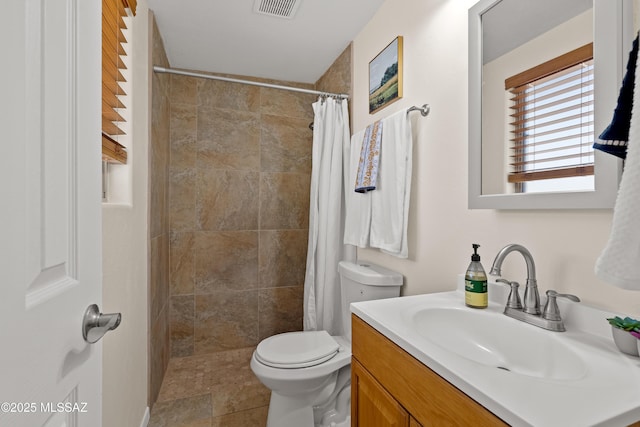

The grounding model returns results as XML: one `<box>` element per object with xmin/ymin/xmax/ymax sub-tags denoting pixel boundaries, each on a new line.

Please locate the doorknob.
<box><xmin>82</xmin><ymin>304</ymin><xmax>121</xmax><ymax>344</ymax></box>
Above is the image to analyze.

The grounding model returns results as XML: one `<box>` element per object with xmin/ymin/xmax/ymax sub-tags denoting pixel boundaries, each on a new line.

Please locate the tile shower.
<box><xmin>167</xmin><ymin>74</ymin><xmax>314</xmax><ymax>357</ymax></box>
<box><xmin>148</xmin><ymin>13</ymin><xmax>352</xmax><ymax>421</ymax></box>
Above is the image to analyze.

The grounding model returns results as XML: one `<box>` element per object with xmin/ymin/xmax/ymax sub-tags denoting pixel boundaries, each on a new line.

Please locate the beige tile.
<box><xmin>160</xmin><ymin>234</ymin><xmax>170</xmax><ymax>316</ymax></box>
<box><xmin>151</xmin><ymin>18</ymin><xmax>170</xmax><ymax>69</ymax></box>
<box><xmin>260</xmin><ymin>87</ymin><xmax>315</xmax><ymax>120</ymax></box>
<box><xmin>258</xmin><ymin>287</ymin><xmax>303</xmax><ymax>340</ymax></box>
<box><xmin>208</xmin><ymin>348</ymin><xmax>258</xmax><ymax>387</ymax></box>
<box><xmin>316</xmin><ymin>44</ymin><xmax>352</xmax><ymax>96</ymax></box>
<box><xmin>149</xmin><ymin>165</ymin><xmax>167</xmax><ymax>239</ymax></box>
<box><xmin>150</xmin><ymin>235</ymin><xmax>170</xmax><ymax>323</ymax></box>
<box><xmin>196</xmin><ymin>169</ymin><xmax>259</xmax><ymax>231</ymax></box>
<box><xmin>260</xmin><ymin>114</ymin><xmax>312</xmax><ymax>174</ymax></box>
<box><xmin>170</xmin><ymin>231</ymin><xmax>195</xmax><ymax>295</ymax></box>
<box><xmin>171</xmin><ymin>295</ymin><xmax>194</xmax><ymax>358</ymax></box>
<box><xmin>151</xmin><ymin>86</ymin><xmax>169</xmax><ymax>134</ymax></box>
<box><xmin>210</xmin><ymin>366</ymin><xmax>257</xmax><ymax>391</ymax></box>
<box><xmin>194</xmin><ymin>291</ymin><xmax>259</xmax><ymax>353</ymax></box>
<box><xmin>178</xmin><ymin>419</ymin><xmax>212</xmax><ymax>427</ymax></box>
<box><xmin>197</xmin><ymin>79</ymin><xmax>261</xmax><ymax>112</ymax></box>
<box><xmin>196</xmin><ymin>107</ymin><xmax>260</xmax><ymax>171</ymax></box>
<box><xmin>150</xmin><ymin>100</ymin><xmax>169</xmax><ymax>239</ymax></box>
<box><xmin>150</xmin><ymin>307</ymin><xmax>170</xmax><ymax>406</ymax></box>
<box><xmin>260</xmin><ymin>173</ymin><xmax>310</xmax><ymax>230</ymax></box>
<box><xmin>157</xmin><ymin>354</ymin><xmax>215</xmax><ymax>402</ymax></box>
<box><xmin>194</xmin><ymin>231</ymin><xmax>258</xmax><ymax>293</ymax></box>
<box><xmin>169</xmin><ymin>169</ymin><xmax>196</xmax><ymax>232</ymax></box>
<box><xmin>155</xmin><ymin>347</ymin><xmax>264</xmax><ymax>417</ymax></box>
<box><xmin>259</xmin><ymin>230</ymin><xmax>307</xmax><ymax>288</ymax></box>
<box><xmin>211</xmin><ymin>381</ymin><xmax>270</xmax><ymax>417</ymax></box>
<box><xmin>150</xmin><ymin>236</ymin><xmax>160</xmax><ymax>323</ymax></box>
<box><xmin>210</xmin><ymin>406</ymin><xmax>268</xmax><ymax>427</ymax></box>
<box><xmin>170</xmin><ymin>103</ymin><xmax>197</xmax><ymax>171</ymax></box>
<box><xmin>171</xmin><ymin>75</ymin><xmax>198</xmax><ymax>106</ymax></box>
<box><xmin>149</xmin><ymin>394</ymin><xmax>211</xmax><ymax>427</ymax></box>
<box><xmin>152</xmin><ymin>65</ymin><xmax>170</xmax><ymax>110</ymax></box>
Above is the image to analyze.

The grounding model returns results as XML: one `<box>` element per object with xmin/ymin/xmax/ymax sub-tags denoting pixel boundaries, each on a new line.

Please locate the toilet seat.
<box><xmin>255</xmin><ymin>331</ymin><xmax>340</xmax><ymax>369</ymax></box>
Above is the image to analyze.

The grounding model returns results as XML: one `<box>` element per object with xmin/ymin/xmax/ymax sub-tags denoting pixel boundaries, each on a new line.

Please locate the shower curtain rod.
<box><xmin>153</xmin><ymin>66</ymin><xmax>350</xmax><ymax>99</ymax></box>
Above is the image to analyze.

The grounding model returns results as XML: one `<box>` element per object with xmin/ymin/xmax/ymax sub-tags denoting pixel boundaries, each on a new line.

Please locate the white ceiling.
<box><xmin>147</xmin><ymin>0</ymin><xmax>386</xmax><ymax>84</ymax></box>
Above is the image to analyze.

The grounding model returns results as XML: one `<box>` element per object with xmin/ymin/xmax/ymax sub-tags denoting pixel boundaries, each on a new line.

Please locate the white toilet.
<box><xmin>250</xmin><ymin>261</ymin><xmax>403</xmax><ymax>427</ymax></box>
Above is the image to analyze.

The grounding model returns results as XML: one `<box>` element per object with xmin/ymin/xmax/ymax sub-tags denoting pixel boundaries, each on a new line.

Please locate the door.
<box><xmin>352</xmin><ymin>360</ymin><xmax>410</xmax><ymax>427</ymax></box>
<box><xmin>0</xmin><ymin>0</ymin><xmax>102</xmax><ymax>426</ymax></box>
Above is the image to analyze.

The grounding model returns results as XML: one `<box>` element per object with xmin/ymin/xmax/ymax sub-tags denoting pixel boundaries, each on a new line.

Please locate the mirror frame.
<box><xmin>468</xmin><ymin>0</ymin><xmax>632</xmax><ymax>209</ymax></box>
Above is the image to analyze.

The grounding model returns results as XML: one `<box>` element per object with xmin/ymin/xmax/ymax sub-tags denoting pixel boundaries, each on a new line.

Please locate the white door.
<box><xmin>0</xmin><ymin>0</ymin><xmax>103</xmax><ymax>426</ymax></box>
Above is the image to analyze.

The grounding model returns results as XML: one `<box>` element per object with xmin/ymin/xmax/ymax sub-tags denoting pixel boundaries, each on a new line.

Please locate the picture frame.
<box><xmin>369</xmin><ymin>36</ymin><xmax>403</xmax><ymax>114</ymax></box>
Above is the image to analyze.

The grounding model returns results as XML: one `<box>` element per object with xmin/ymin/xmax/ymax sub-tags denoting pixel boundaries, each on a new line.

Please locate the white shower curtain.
<box><xmin>303</xmin><ymin>97</ymin><xmax>350</xmax><ymax>335</ymax></box>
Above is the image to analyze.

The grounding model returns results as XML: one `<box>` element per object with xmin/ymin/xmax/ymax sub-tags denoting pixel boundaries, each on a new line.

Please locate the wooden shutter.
<box><xmin>102</xmin><ymin>0</ymin><xmax>135</xmax><ymax>164</ymax></box>
<box><xmin>506</xmin><ymin>44</ymin><xmax>594</xmax><ymax>185</ymax></box>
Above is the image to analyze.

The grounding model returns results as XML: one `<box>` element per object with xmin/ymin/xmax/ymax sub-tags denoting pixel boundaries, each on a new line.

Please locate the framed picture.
<box><xmin>369</xmin><ymin>36</ymin><xmax>403</xmax><ymax>114</ymax></box>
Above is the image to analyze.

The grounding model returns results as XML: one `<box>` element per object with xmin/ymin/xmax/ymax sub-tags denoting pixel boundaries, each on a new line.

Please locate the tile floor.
<box><xmin>148</xmin><ymin>347</ymin><xmax>270</xmax><ymax>427</ymax></box>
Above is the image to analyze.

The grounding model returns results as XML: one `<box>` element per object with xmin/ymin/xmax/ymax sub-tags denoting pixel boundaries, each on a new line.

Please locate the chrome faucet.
<box><xmin>490</xmin><ymin>244</ymin><xmax>580</xmax><ymax>332</ymax></box>
<box><xmin>490</xmin><ymin>244</ymin><xmax>540</xmax><ymax>314</ymax></box>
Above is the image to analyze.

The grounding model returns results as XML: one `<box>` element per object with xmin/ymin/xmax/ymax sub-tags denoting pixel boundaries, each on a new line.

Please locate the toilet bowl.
<box><xmin>251</xmin><ymin>261</ymin><xmax>403</xmax><ymax>427</ymax></box>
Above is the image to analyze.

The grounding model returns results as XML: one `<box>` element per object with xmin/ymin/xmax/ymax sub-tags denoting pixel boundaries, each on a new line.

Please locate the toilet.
<box><xmin>250</xmin><ymin>261</ymin><xmax>403</xmax><ymax>427</ymax></box>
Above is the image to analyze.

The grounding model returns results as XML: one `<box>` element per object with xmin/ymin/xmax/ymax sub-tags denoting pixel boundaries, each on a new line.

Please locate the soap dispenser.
<box><xmin>465</xmin><ymin>244</ymin><xmax>488</xmax><ymax>309</ymax></box>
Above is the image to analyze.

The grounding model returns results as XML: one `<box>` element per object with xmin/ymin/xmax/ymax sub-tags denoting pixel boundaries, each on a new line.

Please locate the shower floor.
<box><xmin>148</xmin><ymin>346</ymin><xmax>270</xmax><ymax>427</ymax></box>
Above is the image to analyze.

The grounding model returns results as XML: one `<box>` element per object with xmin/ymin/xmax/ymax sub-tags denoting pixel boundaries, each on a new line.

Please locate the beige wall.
<box><xmin>352</xmin><ymin>0</ymin><xmax>640</xmax><ymax>316</ymax></box>
<box><xmin>102</xmin><ymin>1</ymin><xmax>151</xmax><ymax>426</ymax></box>
<box><xmin>167</xmin><ymin>73</ymin><xmax>315</xmax><ymax>357</ymax></box>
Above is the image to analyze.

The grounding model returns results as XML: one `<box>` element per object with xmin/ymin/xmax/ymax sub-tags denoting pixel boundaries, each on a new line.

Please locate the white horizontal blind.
<box><xmin>507</xmin><ymin>45</ymin><xmax>594</xmax><ymax>186</ymax></box>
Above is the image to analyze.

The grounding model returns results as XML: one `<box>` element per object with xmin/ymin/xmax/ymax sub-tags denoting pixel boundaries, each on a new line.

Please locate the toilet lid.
<box><xmin>255</xmin><ymin>331</ymin><xmax>340</xmax><ymax>369</ymax></box>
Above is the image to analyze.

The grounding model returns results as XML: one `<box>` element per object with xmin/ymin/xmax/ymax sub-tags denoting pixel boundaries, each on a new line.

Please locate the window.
<box><xmin>102</xmin><ymin>0</ymin><xmax>136</xmax><ymax>164</ymax></box>
<box><xmin>506</xmin><ymin>43</ymin><xmax>594</xmax><ymax>193</ymax></box>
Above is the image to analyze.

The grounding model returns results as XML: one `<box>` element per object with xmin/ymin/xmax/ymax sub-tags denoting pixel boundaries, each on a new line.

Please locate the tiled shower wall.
<box><xmin>167</xmin><ymin>75</ymin><xmax>316</xmax><ymax>357</ymax></box>
<box><xmin>316</xmin><ymin>44</ymin><xmax>352</xmax><ymax>115</ymax></box>
<box><xmin>149</xmin><ymin>14</ymin><xmax>171</xmax><ymax>406</ymax></box>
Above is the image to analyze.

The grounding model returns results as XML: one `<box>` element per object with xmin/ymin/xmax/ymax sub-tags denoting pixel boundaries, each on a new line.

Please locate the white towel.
<box><xmin>595</xmin><ymin>53</ymin><xmax>640</xmax><ymax>290</ymax></box>
<box><xmin>344</xmin><ymin>129</ymin><xmax>372</xmax><ymax>248</ymax></box>
<box><xmin>343</xmin><ymin>110</ymin><xmax>413</xmax><ymax>258</ymax></box>
<box><xmin>370</xmin><ymin>110</ymin><xmax>413</xmax><ymax>258</ymax></box>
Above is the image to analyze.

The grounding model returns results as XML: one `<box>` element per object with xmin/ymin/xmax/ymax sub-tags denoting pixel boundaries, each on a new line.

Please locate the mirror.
<box><xmin>469</xmin><ymin>0</ymin><xmax>632</xmax><ymax>209</ymax></box>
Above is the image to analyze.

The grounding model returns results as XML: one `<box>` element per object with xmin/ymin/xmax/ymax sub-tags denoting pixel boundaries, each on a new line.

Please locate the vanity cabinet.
<box><xmin>352</xmin><ymin>359</ymin><xmax>420</xmax><ymax>426</ymax></box>
<box><xmin>351</xmin><ymin>314</ymin><xmax>507</xmax><ymax>427</ymax></box>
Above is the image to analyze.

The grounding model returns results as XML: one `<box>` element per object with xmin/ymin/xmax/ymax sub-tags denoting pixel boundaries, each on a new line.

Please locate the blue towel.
<box><xmin>355</xmin><ymin>120</ymin><xmax>383</xmax><ymax>193</ymax></box>
<box><xmin>594</xmin><ymin>33</ymin><xmax>639</xmax><ymax>159</ymax></box>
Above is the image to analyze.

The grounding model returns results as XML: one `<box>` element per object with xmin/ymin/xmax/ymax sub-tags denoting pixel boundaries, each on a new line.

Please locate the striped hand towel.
<box><xmin>355</xmin><ymin>120</ymin><xmax>383</xmax><ymax>193</ymax></box>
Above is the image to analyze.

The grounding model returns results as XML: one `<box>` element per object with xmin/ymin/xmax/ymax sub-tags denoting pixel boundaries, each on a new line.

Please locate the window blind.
<box><xmin>102</xmin><ymin>0</ymin><xmax>136</xmax><ymax>164</ymax></box>
<box><xmin>506</xmin><ymin>44</ymin><xmax>594</xmax><ymax>186</ymax></box>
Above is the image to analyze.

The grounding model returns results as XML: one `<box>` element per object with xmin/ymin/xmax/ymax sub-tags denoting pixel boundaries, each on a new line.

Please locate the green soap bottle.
<box><xmin>465</xmin><ymin>244</ymin><xmax>488</xmax><ymax>309</ymax></box>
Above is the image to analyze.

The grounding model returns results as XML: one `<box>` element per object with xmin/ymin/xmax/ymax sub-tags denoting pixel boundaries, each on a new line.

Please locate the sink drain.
<box><xmin>496</xmin><ymin>366</ymin><xmax>511</xmax><ymax>372</ymax></box>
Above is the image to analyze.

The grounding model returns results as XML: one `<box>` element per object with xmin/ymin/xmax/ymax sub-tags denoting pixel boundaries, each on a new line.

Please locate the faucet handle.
<box><xmin>542</xmin><ymin>290</ymin><xmax>580</xmax><ymax>321</ymax></box>
<box><xmin>497</xmin><ymin>279</ymin><xmax>523</xmax><ymax>309</ymax></box>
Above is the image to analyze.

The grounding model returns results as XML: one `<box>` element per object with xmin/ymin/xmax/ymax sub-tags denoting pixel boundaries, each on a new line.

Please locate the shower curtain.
<box><xmin>303</xmin><ymin>97</ymin><xmax>350</xmax><ymax>335</ymax></box>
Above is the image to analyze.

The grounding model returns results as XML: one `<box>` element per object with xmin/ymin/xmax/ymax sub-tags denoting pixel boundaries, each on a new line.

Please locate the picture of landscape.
<box><xmin>369</xmin><ymin>36</ymin><xmax>403</xmax><ymax>113</ymax></box>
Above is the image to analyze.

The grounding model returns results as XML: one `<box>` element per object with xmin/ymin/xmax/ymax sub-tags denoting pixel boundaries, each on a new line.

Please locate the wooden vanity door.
<box><xmin>352</xmin><ymin>359</ymin><xmax>411</xmax><ymax>427</ymax></box>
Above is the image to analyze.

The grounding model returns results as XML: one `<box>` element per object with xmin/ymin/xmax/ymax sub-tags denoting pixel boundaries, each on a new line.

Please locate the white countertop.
<box><xmin>351</xmin><ymin>277</ymin><xmax>640</xmax><ymax>427</ymax></box>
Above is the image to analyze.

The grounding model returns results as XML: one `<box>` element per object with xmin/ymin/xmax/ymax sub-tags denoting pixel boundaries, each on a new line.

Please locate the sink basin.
<box><xmin>412</xmin><ymin>308</ymin><xmax>587</xmax><ymax>380</ymax></box>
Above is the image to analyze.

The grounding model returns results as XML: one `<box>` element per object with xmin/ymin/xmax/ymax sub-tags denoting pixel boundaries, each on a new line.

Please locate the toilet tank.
<box><xmin>338</xmin><ymin>261</ymin><xmax>403</xmax><ymax>341</ymax></box>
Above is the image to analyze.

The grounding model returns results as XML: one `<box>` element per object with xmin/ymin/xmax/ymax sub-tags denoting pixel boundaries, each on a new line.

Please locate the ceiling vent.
<box><xmin>253</xmin><ymin>0</ymin><xmax>302</xmax><ymax>19</ymax></box>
